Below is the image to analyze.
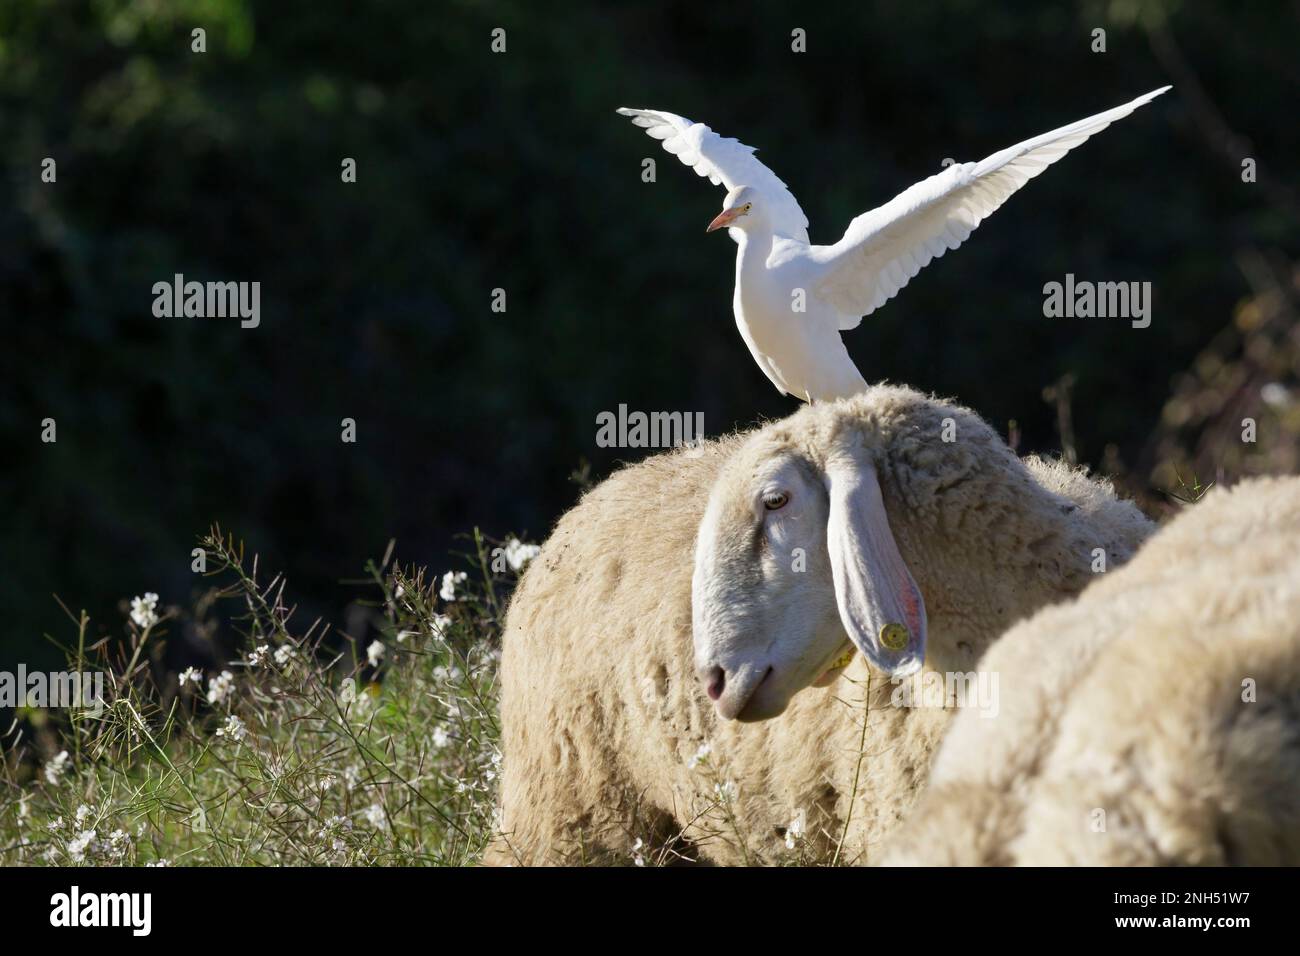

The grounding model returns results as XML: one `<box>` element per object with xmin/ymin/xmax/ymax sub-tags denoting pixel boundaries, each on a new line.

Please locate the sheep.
<box><xmin>880</xmin><ymin>475</ymin><xmax>1300</xmax><ymax>866</ymax></box>
<box><xmin>484</xmin><ymin>384</ymin><xmax>1154</xmax><ymax>865</ymax></box>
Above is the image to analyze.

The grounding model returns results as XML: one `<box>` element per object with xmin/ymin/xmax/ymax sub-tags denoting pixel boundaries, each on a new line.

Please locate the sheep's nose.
<box><xmin>704</xmin><ymin>665</ymin><xmax>726</xmax><ymax>701</ymax></box>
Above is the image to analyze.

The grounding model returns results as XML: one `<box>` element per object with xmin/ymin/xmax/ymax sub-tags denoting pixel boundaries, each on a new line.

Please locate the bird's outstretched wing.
<box><xmin>616</xmin><ymin>107</ymin><xmax>811</xmax><ymax>243</ymax></box>
<box><xmin>808</xmin><ymin>87</ymin><xmax>1171</xmax><ymax>330</ymax></box>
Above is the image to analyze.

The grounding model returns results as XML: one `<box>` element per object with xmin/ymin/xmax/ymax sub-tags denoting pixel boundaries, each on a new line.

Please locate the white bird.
<box><xmin>617</xmin><ymin>87</ymin><xmax>1171</xmax><ymax>403</ymax></box>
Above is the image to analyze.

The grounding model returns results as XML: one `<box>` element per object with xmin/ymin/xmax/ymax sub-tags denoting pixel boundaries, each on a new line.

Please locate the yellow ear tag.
<box><xmin>829</xmin><ymin>647</ymin><xmax>855</xmax><ymax>670</ymax></box>
<box><xmin>880</xmin><ymin>623</ymin><xmax>910</xmax><ymax>651</ymax></box>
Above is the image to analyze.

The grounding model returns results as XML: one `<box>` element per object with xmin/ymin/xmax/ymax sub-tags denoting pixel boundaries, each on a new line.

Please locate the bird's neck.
<box><xmin>734</xmin><ymin>227</ymin><xmax>774</xmax><ymax>273</ymax></box>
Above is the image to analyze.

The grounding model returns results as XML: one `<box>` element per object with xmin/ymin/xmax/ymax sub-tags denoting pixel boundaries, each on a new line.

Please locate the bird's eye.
<box><xmin>743</xmin><ymin>203</ymin><xmax>752</xmax><ymax>212</ymax></box>
<box><xmin>762</xmin><ymin>490</ymin><xmax>789</xmax><ymax>511</ymax></box>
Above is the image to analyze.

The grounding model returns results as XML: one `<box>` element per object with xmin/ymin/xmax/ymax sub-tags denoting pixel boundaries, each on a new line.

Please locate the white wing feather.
<box><xmin>616</xmin><ymin>107</ymin><xmax>811</xmax><ymax>243</ymax></box>
<box><xmin>810</xmin><ymin>87</ymin><xmax>1171</xmax><ymax>330</ymax></box>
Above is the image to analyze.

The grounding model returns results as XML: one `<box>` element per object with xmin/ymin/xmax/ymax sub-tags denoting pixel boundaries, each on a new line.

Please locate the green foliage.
<box><xmin>0</xmin><ymin>528</ymin><xmax>505</xmax><ymax>866</ymax></box>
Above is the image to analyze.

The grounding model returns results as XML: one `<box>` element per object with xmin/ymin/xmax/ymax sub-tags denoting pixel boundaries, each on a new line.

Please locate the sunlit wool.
<box><xmin>881</xmin><ymin>475</ymin><xmax>1300</xmax><ymax>866</ymax></box>
<box><xmin>486</xmin><ymin>385</ymin><xmax>1153</xmax><ymax>864</ymax></box>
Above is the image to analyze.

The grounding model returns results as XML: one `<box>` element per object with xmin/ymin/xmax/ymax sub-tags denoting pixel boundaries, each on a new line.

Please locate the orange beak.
<box><xmin>706</xmin><ymin>207</ymin><xmax>742</xmax><ymax>233</ymax></box>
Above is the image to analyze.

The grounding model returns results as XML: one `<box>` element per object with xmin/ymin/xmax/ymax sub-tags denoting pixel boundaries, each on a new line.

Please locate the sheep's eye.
<box><xmin>762</xmin><ymin>490</ymin><xmax>789</xmax><ymax>511</ymax></box>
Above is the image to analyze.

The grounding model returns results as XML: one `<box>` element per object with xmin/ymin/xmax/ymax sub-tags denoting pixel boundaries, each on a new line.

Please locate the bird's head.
<box><xmin>707</xmin><ymin>186</ymin><xmax>760</xmax><ymax>234</ymax></box>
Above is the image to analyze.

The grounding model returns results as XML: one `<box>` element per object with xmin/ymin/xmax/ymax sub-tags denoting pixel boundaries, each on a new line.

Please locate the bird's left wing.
<box><xmin>616</xmin><ymin>107</ymin><xmax>810</xmax><ymax>242</ymax></box>
<box><xmin>808</xmin><ymin>87</ymin><xmax>1171</xmax><ymax>330</ymax></box>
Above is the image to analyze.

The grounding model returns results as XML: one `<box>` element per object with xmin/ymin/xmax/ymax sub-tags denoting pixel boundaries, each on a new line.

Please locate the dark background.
<box><xmin>2</xmin><ymin>0</ymin><xmax>1297</xmax><ymax>674</ymax></box>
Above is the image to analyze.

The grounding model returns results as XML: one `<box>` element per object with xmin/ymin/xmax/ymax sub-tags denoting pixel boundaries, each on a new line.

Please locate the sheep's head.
<box><xmin>692</xmin><ymin>410</ymin><xmax>926</xmax><ymax>721</ymax></box>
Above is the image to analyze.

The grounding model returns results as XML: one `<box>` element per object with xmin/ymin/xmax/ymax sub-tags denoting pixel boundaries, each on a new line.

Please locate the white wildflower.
<box><xmin>17</xmin><ymin>796</ymin><xmax>30</xmax><ymax>824</ymax></box>
<box><xmin>44</xmin><ymin>750</ymin><xmax>70</xmax><ymax>786</ymax></box>
<box><xmin>74</xmin><ymin>804</ymin><xmax>94</xmax><ymax>827</ymax></box>
<box><xmin>395</xmin><ymin>629</ymin><xmax>415</xmax><ymax>644</ymax></box>
<box><xmin>146</xmin><ymin>859</ymin><xmax>171</xmax><ymax>867</ymax></box>
<box><xmin>431</xmin><ymin>726</ymin><xmax>450</xmax><ymax>749</ymax></box>
<box><xmin>107</xmin><ymin>828</ymin><xmax>132</xmax><ymax>860</ymax></box>
<box><xmin>366</xmin><ymin>640</ymin><xmax>385</xmax><ymax>667</ymax></box>
<box><xmin>67</xmin><ymin>829</ymin><xmax>96</xmax><ymax>863</ymax></box>
<box><xmin>178</xmin><ymin>666</ymin><xmax>203</xmax><ymax>688</ymax></box>
<box><xmin>1261</xmin><ymin>382</ymin><xmax>1291</xmax><ymax>408</ymax></box>
<box><xmin>632</xmin><ymin>837</ymin><xmax>646</xmax><ymax>867</ymax></box>
<box><xmin>503</xmin><ymin>537</ymin><xmax>541</xmax><ymax>572</ymax></box>
<box><xmin>433</xmin><ymin>663</ymin><xmax>464</xmax><ymax>684</ymax></box>
<box><xmin>273</xmin><ymin>644</ymin><xmax>295</xmax><ymax>667</ymax></box>
<box><xmin>429</xmin><ymin>614</ymin><xmax>452</xmax><ymax>640</ymax></box>
<box><xmin>316</xmin><ymin>815</ymin><xmax>349</xmax><ymax>839</ymax></box>
<box><xmin>362</xmin><ymin>803</ymin><xmax>387</xmax><ymax>830</ymax></box>
<box><xmin>129</xmin><ymin>592</ymin><xmax>160</xmax><ymax>629</ymax></box>
<box><xmin>216</xmin><ymin>714</ymin><xmax>247</xmax><ymax>741</ymax></box>
<box><xmin>343</xmin><ymin>765</ymin><xmax>361</xmax><ymax>791</ymax></box>
<box><xmin>715</xmin><ymin>780</ymin><xmax>739</xmax><ymax>802</ymax></box>
<box><xmin>351</xmin><ymin>688</ymin><xmax>375</xmax><ymax>720</ymax></box>
<box><xmin>439</xmin><ymin>570</ymin><xmax>468</xmax><ymax>602</ymax></box>
<box><xmin>247</xmin><ymin>644</ymin><xmax>270</xmax><ymax>667</ymax></box>
<box><xmin>687</xmin><ymin>742</ymin><xmax>712</xmax><ymax>769</ymax></box>
<box><xmin>785</xmin><ymin>809</ymin><xmax>807</xmax><ymax>850</ymax></box>
<box><xmin>206</xmin><ymin>670</ymin><xmax>235</xmax><ymax>705</ymax></box>
<box><xmin>316</xmin><ymin>814</ymin><xmax>353</xmax><ymax>854</ymax></box>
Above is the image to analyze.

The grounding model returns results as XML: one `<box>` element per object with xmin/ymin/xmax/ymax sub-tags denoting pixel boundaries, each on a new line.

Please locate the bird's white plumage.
<box><xmin>810</xmin><ymin>86</ymin><xmax>1172</xmax><ymax>327</ymax></box>
<box><xmin>617</xmin><ymin>88</ymin><xmax>1170</xmax><ymax>401</ymax></box>
<box><xmin>615</xmin><ymin>108</ymin><xmax>811</xmax><ymax>242</ymax></box>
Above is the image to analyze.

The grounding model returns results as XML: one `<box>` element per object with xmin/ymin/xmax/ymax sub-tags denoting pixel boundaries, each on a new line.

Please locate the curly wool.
<box><xmin>880</xmin><ymin>475</ymin><xmax>1300</xmax><ymax>866</ymax></box>
<box><xmin>486</xmin><ymin>385</ymin><xmax>1153</xmax><ymax>865</ymax></box>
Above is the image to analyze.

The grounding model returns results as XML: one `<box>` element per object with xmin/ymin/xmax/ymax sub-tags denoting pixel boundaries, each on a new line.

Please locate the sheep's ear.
<box><xmin>824</xmin><ymin>456</ymin><xmax>927</xmax><ymax>678</ymax></box>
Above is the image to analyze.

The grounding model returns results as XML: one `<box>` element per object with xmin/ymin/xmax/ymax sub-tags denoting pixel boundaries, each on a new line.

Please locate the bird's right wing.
<box><xmin>808</xmin><ymin>87</ymin><xmax>1171</xmax><ymax>329</ymax></box>
<box><xmin>616</xmin><ymin>107</ymin><xmax>810</xmax><ymax>242</ymax></box>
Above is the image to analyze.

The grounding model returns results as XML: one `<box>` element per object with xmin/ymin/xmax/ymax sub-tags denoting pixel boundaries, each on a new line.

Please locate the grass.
<box><xmin>0</xmin><ymin>526</ymin><xmax>513</xmax><ymax>866</ymax></box>
<box><xmin>1</xmin><ymin>522</ymin><xmax>853</xmax><ymax>867</ymax></box>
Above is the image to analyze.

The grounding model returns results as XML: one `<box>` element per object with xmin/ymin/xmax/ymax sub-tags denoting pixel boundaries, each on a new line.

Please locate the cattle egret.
<box><xmin>617</xmin><ymin>87</ymin><xmax>1170</xmax><ymax>402</ymax></box>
